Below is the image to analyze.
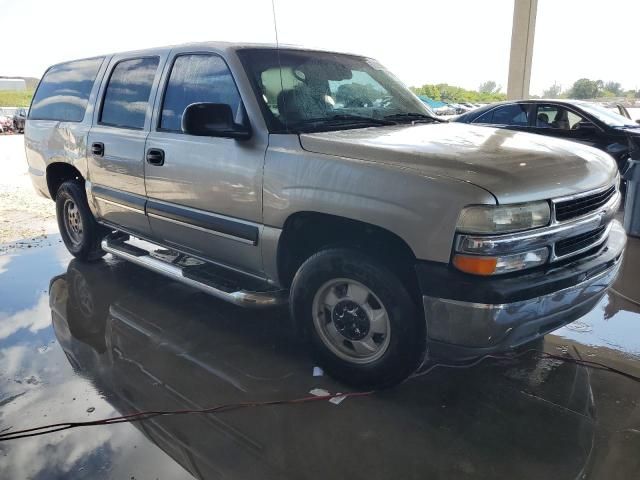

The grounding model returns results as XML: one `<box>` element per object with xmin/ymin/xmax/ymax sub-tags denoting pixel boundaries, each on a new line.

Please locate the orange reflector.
<box><xmin>453</xmin><ymin>255</ymin><xmax>498</xmax><ymax>276</ymax></box>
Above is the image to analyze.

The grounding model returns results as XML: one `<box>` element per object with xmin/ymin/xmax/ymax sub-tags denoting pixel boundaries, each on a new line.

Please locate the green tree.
<box><xmin>414</xmin><ymin>84</ymin><xmax>441</xmax><ymax>100</ymax></box>
<box><xmin>604</xmin><ymin>81</ymin><xmax>623</xmax><ymax>96</ymax></box>
<box><xmin>542</xmin><ymin>82</ymin><xmax>562</xmax><ymax>98</ymax></box>
<box><xmin>411</xmin><ymin>83</ymin><xmax>506</xmax><ymax>103</ymax></box>
<box><xmin>478</xmin><ymin>81</ymin><xmax>499</xmax><ymax>94</ymax></box>
<box><xmin>568</xmin><ymin>78</ymin><xmax>601</xmax><ymax>99</ymax></box>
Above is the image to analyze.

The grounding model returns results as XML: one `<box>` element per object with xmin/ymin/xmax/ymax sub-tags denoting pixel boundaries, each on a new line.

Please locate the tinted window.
<box><xmin>160</xmin><ymin>54</ymin><xmax>241</xmax><ymax>132</ymax></box>
<box><xmin>475</xmin><ymin>104</ymin><xmax>529</xmax><ymax>126</ymax></box>
<box><xmin>29</xmin><ymin>58</ymin><xmax>103</xmax><ymax>122</ymax></box>
<box><xmin>100</xmin><ymin>57</ymin><xmax>159</xmax><ymax>129</ymax></box>
<box><xmin>536</xmin><ymin>105</ymin><xmax>586</xmax><ymax>130</ymax></box>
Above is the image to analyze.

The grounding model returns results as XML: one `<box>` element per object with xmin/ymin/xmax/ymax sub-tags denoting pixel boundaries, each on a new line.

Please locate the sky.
<box><xmin>0</xmin><ymin>0</ymin><xmax>638</xmax><ymax>95</ymax></box>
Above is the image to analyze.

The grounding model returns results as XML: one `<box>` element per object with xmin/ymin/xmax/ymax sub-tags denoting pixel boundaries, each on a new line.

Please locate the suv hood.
<box><xmin>299</xmin><ymin>122</ymin><xmax>618</xmax><ymax>204</ymax></box>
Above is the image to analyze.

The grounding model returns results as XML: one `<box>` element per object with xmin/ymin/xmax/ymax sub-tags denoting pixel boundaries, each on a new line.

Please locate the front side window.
<box><xmin>160</xmin><ymin>54</ymin><xmax>241</xmax><ymax>132</ymax></box>
<box><xmin>475</xmin><ymin>104</ymin><xmax>529</xmax><ymax>126</ymax></box>
<box><xmin>535</xmin><ymin>105</ymin><xmax>586</xmax><ymax>130</ymax></box>
<box><xmin>238</xmin><ymin>48</ymin><xmax>435</xmax><ymax>133</ymax></box>
<box><xmin>29</xmin><ymin>57</ymin><xmax>103</xmax><ymax>122</ymax></box>
<box><xmin>100</xmin><ymin>57</ymin><xmax>159</xmax><ymax>129</ymax></box>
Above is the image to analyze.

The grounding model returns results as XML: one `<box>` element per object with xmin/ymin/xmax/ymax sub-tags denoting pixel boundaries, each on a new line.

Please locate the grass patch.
<box><xmin>0</xmin><ymin>90</ymin><xmax>34</xmax><ymax>107</ymax></box>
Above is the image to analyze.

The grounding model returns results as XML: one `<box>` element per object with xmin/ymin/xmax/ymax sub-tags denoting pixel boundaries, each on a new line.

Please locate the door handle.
<box><xmin>146</xmin><ymin>148</ymin><xmax>165</xmax><ymax>166</ymax></box>
<box><xmin>91</xmin><ymin>142</ymin><xmax>104</xmax><ymax>157</ymax></box>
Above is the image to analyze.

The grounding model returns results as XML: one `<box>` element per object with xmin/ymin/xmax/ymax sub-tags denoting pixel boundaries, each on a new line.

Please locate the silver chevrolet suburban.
<box><xmin>26</xmin><ymin>43</ymin><xmax>626</xmax><ymax>387</ymax></box>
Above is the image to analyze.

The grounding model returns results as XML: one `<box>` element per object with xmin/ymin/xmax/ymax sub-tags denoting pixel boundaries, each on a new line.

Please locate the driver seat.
<box><xmin>277</xmin><ymin>85</ymin><xmax>328</xmax><ymax>126</ymax></box>
<box><xmin>537</xmin><ymin>112</ymin><xmax>550</xmax><ymax>127</ymax></box>
<box><xmin>552</xmin><ymin>109</ymin><xmax>570</xmax><ymax>130</ymax></box>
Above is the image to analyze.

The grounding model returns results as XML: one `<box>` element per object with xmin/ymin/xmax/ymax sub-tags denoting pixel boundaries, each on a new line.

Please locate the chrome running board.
<box><xmin>101</xmin><ymin>235</ymin><xmax>287</xmax><ymax>308</ymax></box>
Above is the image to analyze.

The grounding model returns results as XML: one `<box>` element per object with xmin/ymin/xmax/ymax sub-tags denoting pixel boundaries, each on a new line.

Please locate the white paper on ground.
<box><xmin>329</xmin><ymin>394</ymin><xmax>347</xmax><ymax>405</ymax></box>
<box><xmin>309</xmin><ymin>388</ymin><xmax>331</xmax><ymax>397</ymax></box>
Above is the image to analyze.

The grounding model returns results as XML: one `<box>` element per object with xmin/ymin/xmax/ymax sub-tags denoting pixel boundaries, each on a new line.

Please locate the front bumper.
<box><xmin>419</xmin><ymin>220</ymin><xmax>626</xmax><ymax>360</ymax></box>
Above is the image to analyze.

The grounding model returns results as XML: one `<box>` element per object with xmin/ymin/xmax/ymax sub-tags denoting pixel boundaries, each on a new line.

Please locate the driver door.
<box><xmin>144</xmin><ymin>50</ymin><xmax>266</xmax><ymax>276</ymax></box>
<box><xmin>529</xmin><ymin>104</ymin><xmax>603</xmax><ymax>149</ymax></box>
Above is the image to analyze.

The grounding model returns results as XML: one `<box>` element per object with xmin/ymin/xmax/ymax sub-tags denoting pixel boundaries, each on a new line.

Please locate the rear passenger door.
<box><xmin>87</xmin><ymin>52</ymin><xmax>168</xmax><ymax>237</ymax></box>
<box><xmin>144</xmin><ymin>51</ymin><xmax>266</xmax><ymax>276</ymax></box>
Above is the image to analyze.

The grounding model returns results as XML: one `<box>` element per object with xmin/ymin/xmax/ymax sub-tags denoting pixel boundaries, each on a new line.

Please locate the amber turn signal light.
<box><xmin>453</xmin><ymin>254</ymin><xmax>498</xmax><ymax>276</ymax></box>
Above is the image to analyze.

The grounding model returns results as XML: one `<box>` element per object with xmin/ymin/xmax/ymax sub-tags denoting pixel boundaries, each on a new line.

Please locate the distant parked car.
<box><xmin>433</xmin><ymin>104</ymin><xmax>457</xmax><ymax>116</ymax></box>
<box><xmin>455</xmin><ymin>99</ymin><xmax>640</xmax><ymax>172</ymax></box>
<box><xmin>448</xmin><ymin>103</ymin><xmax>472</xmax><ymax>114</ymax></box>
<box><xmin>13</xmin><ymin>108</ymin><xmax>27</xmax><ymax>133</ymax></box>
<box><xmin>0</xmin><ymin>115</ymin><xmax>13</xmax><ymax>133</ymax></box>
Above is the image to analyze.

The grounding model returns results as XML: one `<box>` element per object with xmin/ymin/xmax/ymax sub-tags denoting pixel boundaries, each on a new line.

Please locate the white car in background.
<box><xmin>0</xmin><ymin>115</ymin><xmax>14</xmax><ymax>133</ymax></box>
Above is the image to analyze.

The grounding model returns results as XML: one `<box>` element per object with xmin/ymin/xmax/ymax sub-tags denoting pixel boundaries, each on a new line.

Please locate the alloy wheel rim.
<box><xmin>312</xmin><ymin>278</ymin><xmax>391</xmax><ymax>364</ymax></box>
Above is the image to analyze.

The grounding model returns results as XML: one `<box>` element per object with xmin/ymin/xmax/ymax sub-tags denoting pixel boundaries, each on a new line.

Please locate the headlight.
<box><xmin>457</xmin><ymin>201</ymin><xmax>550</xmax><ymax>234</ymax></box>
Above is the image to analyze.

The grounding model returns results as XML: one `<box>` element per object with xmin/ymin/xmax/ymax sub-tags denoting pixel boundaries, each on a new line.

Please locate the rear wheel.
<box><xmin>56</xmin><ymin>180</ymin><xmax>108</xmax><ymax>261</ymax></box>
<box><xmin>290</xmin><ymin>248</ymin><xmax>425</xmax><ymax>388</ymax></box>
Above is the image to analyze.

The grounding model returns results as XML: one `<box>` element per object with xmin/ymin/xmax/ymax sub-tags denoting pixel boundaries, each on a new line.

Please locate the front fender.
<box><xmin>263</xmin><ymin>135</ymin><xmax>495</xmax><ymax>263</ymax></box>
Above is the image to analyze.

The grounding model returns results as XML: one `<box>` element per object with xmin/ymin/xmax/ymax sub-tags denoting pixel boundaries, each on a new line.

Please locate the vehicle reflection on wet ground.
<box><xmin>0</xmin><ymin>236</ymin><xmax>639</xmax><ymax>479</ymax></box>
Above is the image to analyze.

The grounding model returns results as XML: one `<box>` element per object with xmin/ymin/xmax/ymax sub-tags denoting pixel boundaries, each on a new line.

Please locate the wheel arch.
<box><xmin>47</xmin><ymin>162</ymin><xmax>85</xmax><ymax>199</ymax></box>
<box><xmin>275</xmin><ymin>211</ymin><xmax>420</xmax><ymax>298</ymax></box>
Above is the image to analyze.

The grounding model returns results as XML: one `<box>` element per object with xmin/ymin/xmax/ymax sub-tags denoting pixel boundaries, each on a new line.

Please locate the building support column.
<box><xmin>507</xmin><ymin>0</ymin><xmax>538</xmax><ymax>100</ymax></box>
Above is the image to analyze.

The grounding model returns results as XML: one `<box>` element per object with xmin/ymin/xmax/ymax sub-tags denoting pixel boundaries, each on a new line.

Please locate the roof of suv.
<box><xmin>47</xmin><ymin>42</ymin><xmax>368</xmax><ymax>71</ymax></box>
<box><xmin>98</xmin><ymin>41</ymin><xmax>365</xmax><ymax>59</ymax></box>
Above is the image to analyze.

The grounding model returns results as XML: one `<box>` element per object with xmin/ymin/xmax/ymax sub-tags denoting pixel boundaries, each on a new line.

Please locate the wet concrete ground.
<box><xmin>0</xmin><ymin>235</ymin><xmax>638</xmax><ymax>479</ymax></box>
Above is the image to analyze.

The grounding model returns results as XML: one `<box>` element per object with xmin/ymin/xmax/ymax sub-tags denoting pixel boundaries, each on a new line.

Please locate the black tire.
<box><xmin>290</xmin><ymin>248</ymin><xmax>425</xmax><ymax>388</ymax></box>
<box><xmin>56</xmin><ymin>180</ymin><xmax>108</xmax><ymax>261</ymax></box>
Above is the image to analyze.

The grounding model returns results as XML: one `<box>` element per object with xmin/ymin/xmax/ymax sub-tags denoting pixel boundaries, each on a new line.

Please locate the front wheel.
<box><xmin>290</xmin><ymin>248</ymin><xmax>425</xmax><ymax>388</ymax></box>
<box><xmin>56</xmin><ymin>180</ymin><xmax>108</xmax><ymax>261</ymax></box>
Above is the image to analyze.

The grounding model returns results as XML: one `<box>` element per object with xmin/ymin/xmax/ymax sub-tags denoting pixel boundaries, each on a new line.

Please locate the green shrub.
<box><xmin>0</xmin><ymin>90</ymin><xmax>34</xmax><ymax>107</ymax></box>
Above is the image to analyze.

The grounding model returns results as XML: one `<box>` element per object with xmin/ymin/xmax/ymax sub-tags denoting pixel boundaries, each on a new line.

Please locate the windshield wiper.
<box><xmin>294</xmin><ymin>114</ymin><xmax>398</xmax><ymax>128</ymax></box>
<box><xmin>384</xmin><ymin>113</ymin><xmax>443</xmax><ymax>123</ymax></box>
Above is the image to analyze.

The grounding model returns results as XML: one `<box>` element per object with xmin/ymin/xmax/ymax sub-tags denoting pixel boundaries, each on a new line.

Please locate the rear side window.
<box><xmin>100</xmin><ymin>57</ymin><xmax>160</xmax><ymax>129</ymax></box>
<box><xmin>29</xmin><ymin>57</ymin><xmax>103</xmax><ymax>122</ymax></box>
<box><xmin>160</xmin><ymin>54</ymin><xmax>241</xmax><ymax>132</ymax></box>
<box><xmin>475</xmin><ymin>104</ymin><xmax>529</xmax><ymax>126</ymax></box>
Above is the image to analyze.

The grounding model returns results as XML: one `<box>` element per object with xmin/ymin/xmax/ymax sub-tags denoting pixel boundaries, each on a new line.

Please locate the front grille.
<box><xmin>554</xmin><ymin>225</ymin><xmax>606</xmax><ymax>257</ymax></box>
<box><xmin>554</xmin><ymin>185</ymin><xmax>616</xmax><ymax>222</ymax></box>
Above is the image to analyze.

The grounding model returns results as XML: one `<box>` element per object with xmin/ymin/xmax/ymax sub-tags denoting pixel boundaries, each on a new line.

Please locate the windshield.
<box><xmin>577</xmin><ymin>102</ymin><xmax>638</xmax><ymax>127</ymax></box>
<box><xmin>237</xmin><ymin>48</ymin><xmax>436</xmax><ymax>133</ymax></box>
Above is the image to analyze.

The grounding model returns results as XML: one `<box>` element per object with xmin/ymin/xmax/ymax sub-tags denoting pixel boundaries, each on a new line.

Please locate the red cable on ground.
<box><xmin>1</xmin><ymin>349</ymin><xmax>639</xmax><ymax>442</ymax></box>
<box><xmin>0</xmin><ymin>391</ymin><xmax>373</xmax><ymax>442</ymax></box>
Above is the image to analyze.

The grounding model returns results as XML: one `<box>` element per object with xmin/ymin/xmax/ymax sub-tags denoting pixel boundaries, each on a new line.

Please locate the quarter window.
<box><xmin>100</xmin><ymin>57</ymin><xmax>159</xmax><ymax>129</ymax></box>
<box><xmin>160</xmin><ymin>54</ymin><xmax>241</xmax><ymax>132</ymax></box>
<box><xmin>475</xmin><ymin>104</ymin><xmax>529</xmax><ymax>126</ymax></box>
<box><xmin>29</xmin><ymin>57</ymin><xmax>103</xmax><ymax>122</ymax></box>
